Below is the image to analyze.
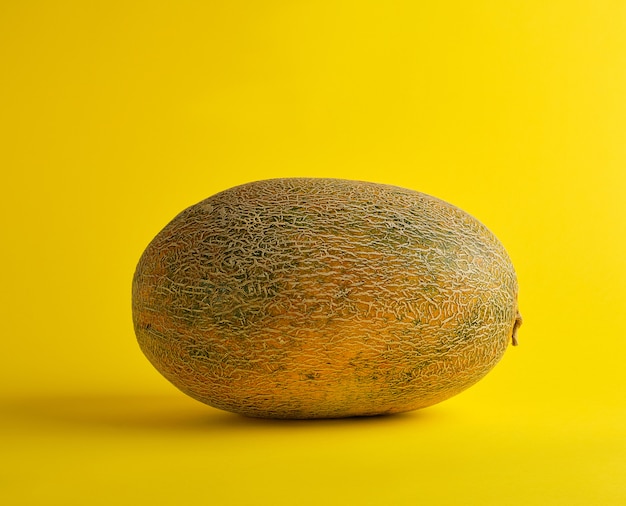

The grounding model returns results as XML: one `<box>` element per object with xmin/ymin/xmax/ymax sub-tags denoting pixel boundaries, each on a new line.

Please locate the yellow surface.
<box><xmin>1</xmin><ymin>1</ymin><xmax>625</xmax><ymax>504</ymax></box>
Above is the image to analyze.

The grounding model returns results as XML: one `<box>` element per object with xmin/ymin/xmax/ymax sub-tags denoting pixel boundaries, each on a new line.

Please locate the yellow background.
<box><xmin>2</xmin><ymin>1</ymin><xmax>625</xmax><ymax>504</ymax></box>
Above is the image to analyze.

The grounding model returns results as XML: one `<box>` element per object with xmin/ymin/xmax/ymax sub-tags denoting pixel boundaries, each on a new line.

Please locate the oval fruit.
<box><xmin>132</xmin><ymin>178</ymin><xmax>521</xmax><ymax>419</ymax></box>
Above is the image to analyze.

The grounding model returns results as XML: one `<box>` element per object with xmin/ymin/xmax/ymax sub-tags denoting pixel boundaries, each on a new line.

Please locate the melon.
<box><xmin>132</xmin><ymin>178</ymin><xmax>521</xmax><ymax>419</ymax></box>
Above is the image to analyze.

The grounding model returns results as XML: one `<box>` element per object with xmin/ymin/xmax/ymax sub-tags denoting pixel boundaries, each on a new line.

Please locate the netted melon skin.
<box><xmin>132</xmin><ymin>178</ymin><xmax>520</xmax><ymax>419</ymax></box>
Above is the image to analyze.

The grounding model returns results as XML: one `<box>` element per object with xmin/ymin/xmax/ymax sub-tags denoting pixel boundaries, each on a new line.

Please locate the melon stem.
<box><xmin>511</xmin><ymin>311</ymin><xmax>522</xmax><ymax>346</ymax></box>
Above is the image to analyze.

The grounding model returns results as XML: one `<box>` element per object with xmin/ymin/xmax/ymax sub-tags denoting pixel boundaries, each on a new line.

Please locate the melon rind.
<box><xmin>132</xmin><ymin>178</ymin><xmax>519</xmax><ymax>418</ymax></box>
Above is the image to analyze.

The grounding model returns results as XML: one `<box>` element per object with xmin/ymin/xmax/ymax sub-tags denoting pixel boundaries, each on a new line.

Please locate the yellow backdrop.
<box><xmin>2</xmin><ymin>1</ymin><xmax>625</xmax><ymax>505</ymax></box>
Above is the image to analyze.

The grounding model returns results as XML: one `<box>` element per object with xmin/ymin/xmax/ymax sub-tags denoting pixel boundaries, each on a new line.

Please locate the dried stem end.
<box><xmin>511</xmin><ymin>311</ymin><xmax>523</xmax><ymax>346</ymax></box>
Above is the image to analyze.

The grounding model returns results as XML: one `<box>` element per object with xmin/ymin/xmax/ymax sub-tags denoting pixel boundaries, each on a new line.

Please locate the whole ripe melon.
<box><xmin>132</xmin><ymin>178</ymin><xmax>521</xmax><ymax>419</ymax></box>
